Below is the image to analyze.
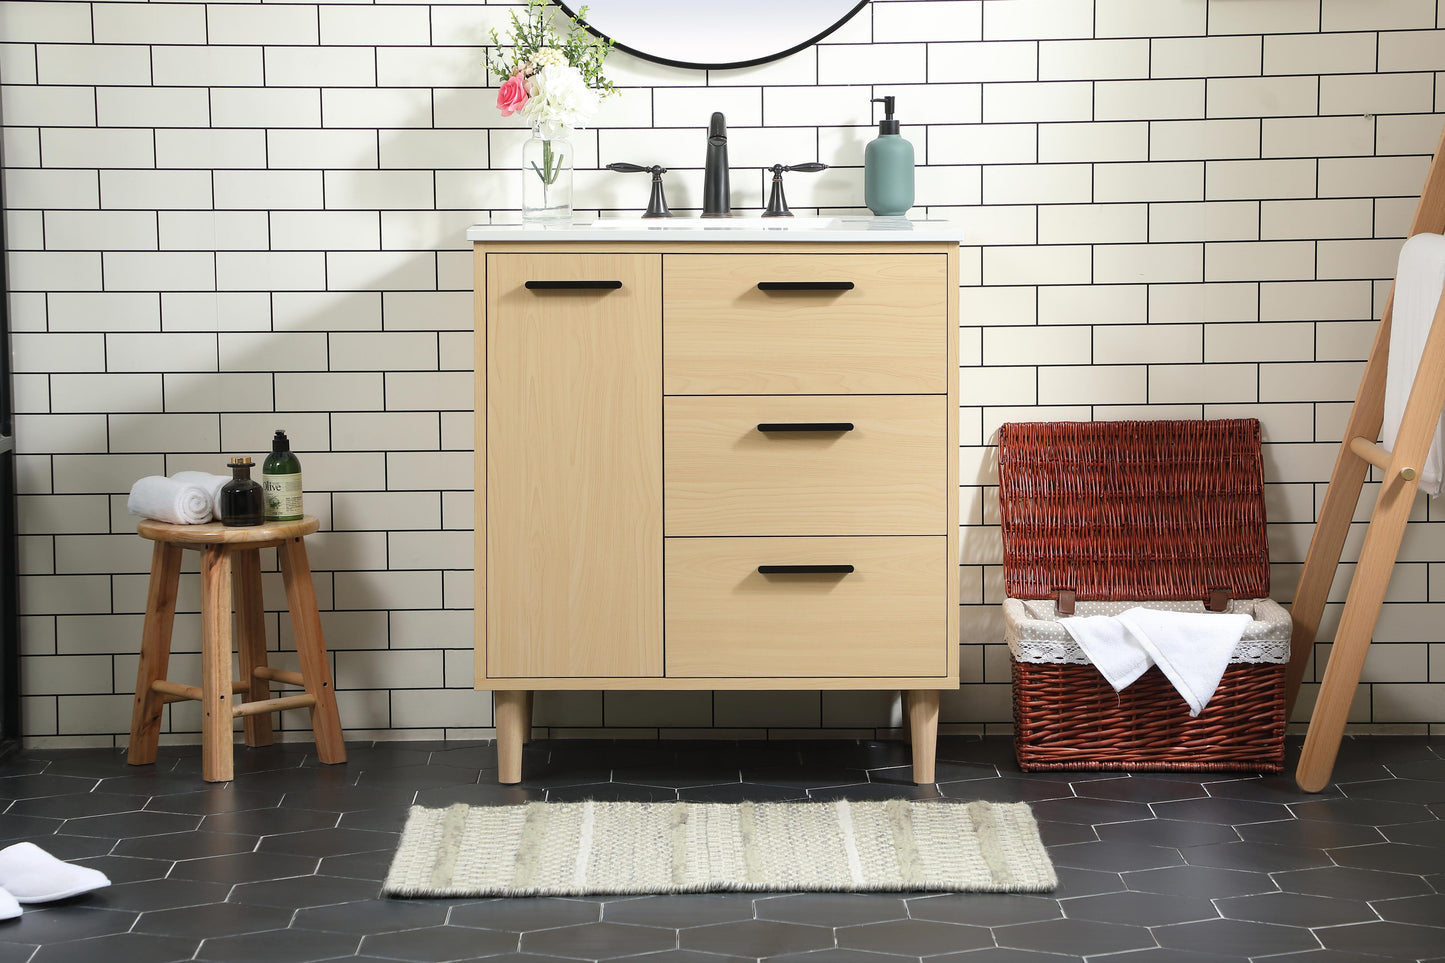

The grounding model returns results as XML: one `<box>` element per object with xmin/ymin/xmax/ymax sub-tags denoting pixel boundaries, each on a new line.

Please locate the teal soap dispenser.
<box><xmin>864</xmin><ymin>95</ymin><xmax>914</xmax><ymax>217</ymax></box>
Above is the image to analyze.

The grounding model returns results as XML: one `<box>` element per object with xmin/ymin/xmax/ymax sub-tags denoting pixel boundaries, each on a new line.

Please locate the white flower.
<box><xmin>520</xmin><ymin>63</ymin><xmax>600</xmax><ymax>139</ymax></box>
<box><xmin>529</xmin><ymin>47</ymin><xmax>568</xmax><ymax>70</ymax></box>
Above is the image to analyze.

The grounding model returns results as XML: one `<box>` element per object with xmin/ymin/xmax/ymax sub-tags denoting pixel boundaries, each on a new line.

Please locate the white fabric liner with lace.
<box><xmin>1004</xmin><ymin>597</ymin><xmax>1292</xmax><ymax>666</ymax></box>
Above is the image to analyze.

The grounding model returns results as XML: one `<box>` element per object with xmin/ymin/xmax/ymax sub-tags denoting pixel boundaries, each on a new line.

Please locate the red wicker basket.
<box><xmin>997</xmin><ymin>419</ymin><xmax>1286</xmax><ymax>772</ymax></box>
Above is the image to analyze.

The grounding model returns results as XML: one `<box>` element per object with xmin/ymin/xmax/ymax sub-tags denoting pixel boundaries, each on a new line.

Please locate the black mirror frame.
<box><xmin>554</xmin><ymin>0</ymin><xmax>870</xmax><ymax>71</ymax></box>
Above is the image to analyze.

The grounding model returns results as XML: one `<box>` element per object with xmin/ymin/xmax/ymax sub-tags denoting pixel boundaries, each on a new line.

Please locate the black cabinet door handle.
<box><xmin>757</xmin><ymin>422</ymin><xmax>854</xmax><ymax>433</ymax></box>
<box><xmin>524</xmin><ymin>280</ymin><xmax>624</xmax><ymax>290</ymax></box>
<box><xmin>758</xmin><ymin>564</ymin><xmax>855</xmax><ymax>575</ymax></box>
<box><xmin>756</xmin><ymin>281</ymin><xmax>855</xmax><ymax>292</ymax></box>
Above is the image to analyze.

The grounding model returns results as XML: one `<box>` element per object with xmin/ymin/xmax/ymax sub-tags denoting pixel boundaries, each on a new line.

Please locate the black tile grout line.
<box><xmin>0</xmin><ymin>734</ymin><xmax>1442</xmax><ymax>962</ymax></box>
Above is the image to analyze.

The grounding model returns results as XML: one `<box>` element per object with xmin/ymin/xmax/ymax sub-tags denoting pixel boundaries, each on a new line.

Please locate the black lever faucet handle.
<box><xmin>606</xmin><ymin>162</ymin><xmax>672</xmax><ymax>218</ymax></box>
<box><xmin>764</xmin><ymin>162</ymin><xmax>829</xmax><ymax>217</ymax></box>
<box><xmin>784</xmin><ymin>162</ymin><xmax>829</xmax><ymax>173</ymax></box>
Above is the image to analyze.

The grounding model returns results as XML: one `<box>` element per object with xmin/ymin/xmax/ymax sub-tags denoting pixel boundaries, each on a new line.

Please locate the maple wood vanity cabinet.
<box><xmin>468</xmin><ymin>219</ymin><xmax>963</xmax><ymax>785</ymax></box>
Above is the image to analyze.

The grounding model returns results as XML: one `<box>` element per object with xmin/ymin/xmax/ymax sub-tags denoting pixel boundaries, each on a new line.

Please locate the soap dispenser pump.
<box><xmin>864</xmin><ymin>95</ymin><xmax>915</xmax><ymax>217</ymax></box>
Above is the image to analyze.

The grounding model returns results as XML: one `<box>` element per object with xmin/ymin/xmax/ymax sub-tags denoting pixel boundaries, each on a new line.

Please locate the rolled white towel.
<box><xmin>171</xmin><ymin>470</ymin><xmax>230</xmax><ymax>521</ymax></box>
<box><xmin>126</xmin><ymin>475</ymin><xmax>214</xmax><ymax>525</ymax></box>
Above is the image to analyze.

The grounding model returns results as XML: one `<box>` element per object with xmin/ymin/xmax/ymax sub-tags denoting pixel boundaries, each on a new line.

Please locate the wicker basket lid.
<box><xmin>996</xmin><ymin>419</ymin><xmax>1270</xmax><ymax>603</ymax></box>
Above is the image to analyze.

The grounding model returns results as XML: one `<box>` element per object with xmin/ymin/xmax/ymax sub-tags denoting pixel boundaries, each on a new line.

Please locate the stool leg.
<box><xmin>234</xmin><ymin>548</ymin><xmax>273</xmax><ymax>749</ymax></box>
<box><xmin>907</xmin><ymin>688</ymin><xmax>939</xmax><ymax>785</ymax></box>
<box><xmin>496</xmin><ymin>691</ymin><xmax>528</xmax><ymax>784</ymax></box>
<box><xmin>128</xmin><ymin>541</ymin><xmax>184</xmax><ymax>766</ymax></box>
<box><xmin>521</xmin><ymin>690</ymin><xmax>534</xmax><ymax>745</ymax></box>
<box><xmin>200</xmin><ymin>546</ymin><xmax>235</xmax><ymax>783</ymax></box>
<box><xmin>279</xmin><ymin>535</ymin><xmax>346</xmax><ymax>766</ymax></box>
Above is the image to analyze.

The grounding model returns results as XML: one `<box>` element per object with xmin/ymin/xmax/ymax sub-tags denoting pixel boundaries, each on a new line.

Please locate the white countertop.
<box><xmin>466</xmin><ymin>215</ymin><xmax>965</xmax><ymax>243</ymax></box>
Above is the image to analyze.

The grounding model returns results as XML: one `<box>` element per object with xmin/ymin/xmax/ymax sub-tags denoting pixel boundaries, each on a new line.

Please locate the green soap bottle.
<box><xmin>262</xmin><ymin>429</ymin><xmax>303</xmax><ymax>522</ymax></box>
<box><xmin>864</xmin><ymin>95</ymin><xmax>914</xmax><ymax>217</ymax></box>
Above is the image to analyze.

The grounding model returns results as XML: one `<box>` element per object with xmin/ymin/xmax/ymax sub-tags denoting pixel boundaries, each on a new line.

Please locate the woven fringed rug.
<box><xmin>384</xmin><ymin>799</ymin><xmax>1056</xmax><ymax>897</ymax></box>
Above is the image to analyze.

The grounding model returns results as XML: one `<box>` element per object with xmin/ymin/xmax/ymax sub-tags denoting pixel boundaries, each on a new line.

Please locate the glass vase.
<box><xmin>522</xmin><ymin>126</ymin><xmax>574</xmax><ymax>223</ymax></box>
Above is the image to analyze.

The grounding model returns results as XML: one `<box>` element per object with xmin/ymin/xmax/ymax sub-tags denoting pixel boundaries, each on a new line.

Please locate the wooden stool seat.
<box><xmin>128</xmin><ymin>514</ymin><xmax>346</xmax><ymax>782</ymax></box>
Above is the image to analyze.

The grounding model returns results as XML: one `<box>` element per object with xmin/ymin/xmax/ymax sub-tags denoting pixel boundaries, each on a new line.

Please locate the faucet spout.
<box><xmin>702</xmin><ymin>111</ymin><xmax>730</xmax><ymax>217</ymax></box>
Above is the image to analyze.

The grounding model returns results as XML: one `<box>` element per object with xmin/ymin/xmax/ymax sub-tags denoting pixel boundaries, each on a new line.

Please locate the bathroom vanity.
<box><xmin>467</xmin><ymin>217</ymin><xmax>963</xmax><ymax>784</ymax></box>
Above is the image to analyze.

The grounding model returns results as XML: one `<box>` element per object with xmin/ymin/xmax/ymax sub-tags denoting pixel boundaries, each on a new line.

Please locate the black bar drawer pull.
<box><xmin>756</xmin><ymin>281</ymin><xmax>855</xmax><ymax>292</ymax></box>
<box><xmin>524</xmin><ymin>280</ymin><xmax>623</xmax><ymax>290</ymax></box>
<box><xmin>758</xmin><ymin>564</ymin><xmax>855</xmax><ymax>575</ymax></box>
<box><xmin>757</xmin><ymin>422</ymin><xmax>854</xmax><ymax>433</ymax></box>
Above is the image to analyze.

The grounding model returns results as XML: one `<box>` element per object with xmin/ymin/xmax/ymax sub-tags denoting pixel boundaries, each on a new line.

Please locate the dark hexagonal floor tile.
<box><xmin>907</xmin><ymin>893</ymin><xmax>1060</xmax><ymax>926</ymax></box>
<box><xmin>0</xmin><ymin>815</ymin><xmax>65</xmax><ymax>841</ymax></box>
<box><xmin>1206</xmin><ymin>776</ymin><xmax>1344</xmax><ymax>804</ymax></box>
<box><xmin>1329</xmin><ymin>841</ymin><xmax>1445</xmax><ymax>875</ymax></box>
<box><xmin>610</xmin><ymin>766</ymin><xmax>740</xmax><ymax>789</ymax></box>
<box><xmin>678</xmin><ymin>783</ymin><xmax>806</xmax><ymax>803</ymax></box>
<box><xmin>523</xmin><ymin>921</ymin><xmax>677</xmax><ymax>959</ymax></box>
<box><xmin>0</xmin><ymin>773</ymin><xmax>99</xmax><ymax>800</ymax></box>
<box><xmin>62</xmin><ymin>810</ymin><xmax>201</xmax><ymax>839</ymax></box>
<box><xmin>1026</xmin><ymin>797</ymin><xmax>1154</xmax><ymax>825</ymax></box>
<box><xmin>135</xmin><ymin>901</ymin><xmax>294</xmax><ymax>939</ymax></box>
<box><xmin>1371</xmin><ymin>891</ymin><xmax>1445</xmax><ymax>925</ymax></box>
<box><xmin>200</xmin><ymin>807</ymin><xmax>339</xmax><ymax>836</ymax></box>
<box><xmin>1149</xmin><ymin>797</ymin><xmax>1290</xmax><ymax>825</ymax></box>
<box><xmin>450</xmin><ymin>897</ymin><xmax>600</xmax><ymax>931</ymax></box>
<box><xmin>1049</xmin><ymin>841</ymin><xmax>1182</xmax><ymax>873</ymax></box>
<box><xmin>1123</xmin><ymin>865</ymin><xmax>1275</xmax><ymax>898</ymax></box>
<box><xmin>1084</xmin><ymin>950</ymin><xmax>1245</xmax><ymax>963</ymax></box>
<box><xmin>679</xmin><ymin>919</ymin><xmax>834</xmax><ymax>957</ymax></box>
<box><xmin>0</xmin><ymin>941</ymin><xmax>37</xmax><ymax>963</ymax></box>
<box><xmin>1033</xmin><ymin>820</ymin><xmax>1098</xmax><ymax>846</ymax></box>
<box><xmin>936</xmin><ymin>775</ymin><xmax>1077</xmax><ymax>804</ymax></box>
<box><xmin>145</xmin><ymin>788</ymin><xmax>284</xmax><ymax>815</ymax></box>
<box><xmin>281</xmin><ymin>784</ymin><xmax>421</xmax><ymax>814</ymax></box>
<box><xmin>168</xmin><ymin>850</ymin><xmax>318</xmax><ymax>884</ymax></box>
<box><xmin>115</xmin><ymin>830</ymin><xmax>259</xmax><ymax>861</ymax></box>
<box><xmin>0</xmin><ymin>906</ymin><xmax>138</xmax><ymax>944</ymax></box>
<box><xmin>1217</xmin><ymin>891</ymin><xmax>1376</xmax><ymax>927</ymax></box>
<box><xmin>1382</xmin><ymin>819</ymin><xmax>1445</xmax><ymax>849</ymax></box>
<box><xmin>338</xmin><ymin>808</ymin><xmax>410</xmax><ymax>833</ymax></box>
<box><xmin>872</xmin><ymin>761</ymin><xmax>997</xmax><ymax>786</ymax></box>
<box><xmin>297</xmin><ymin>900</ymin><xmax>449</xmax><ymax>935</ymax></box>
<box><xmin>27</xmin><ymin>931</ymin><xmax>197</xmax><ymax>963</ymax></box>
<box><xmin>1316</xmin><ymin>920</ymin><xmax>1445</xmax><ymax>959</ymax></box>
<box><xmin>229</xmin><ymin>873</ymin><xmax>381</xmax><ymax>907</ymax></box>
<box><xmin>741</xmin><ymin>766</ymin><xmax>866</xmax><ymax>790</ymax></box>
<box><xmin>993</xmin><ymin>917</ymin><xmax>1155</xmax><ymax>956</ymax></box>
<box><xmin>604</xmin><ymin>893</ymin><xmax>755</xmax><ymax>927</ymax></box>
<box><xmin>361</xmin><ymin>925</ymin><xmax>518</xmax><ymax>961</ymax></box>
<box><xmin>752</xmin><ymin>893</ymin><xmax>907</xmax><ymax>927</ymax></box>
<box><xmin>1095</xmin><ymin>818</ymin><xmax>1239</xmax><ymax>848</ymax></box>
<box><xmin>1153</xmin><ymin>916</ymin><xmax>1319</xmax><ymax>956</ymax></box>
<box><xmin>71</xmin><ymin>854</ymin><xmax>171</xmax><ymax>884</ymax></box>
<box><xmin>198</xmin><ymin>927</ymin><xmax>361</xmax><ymax>962</ymax></box>
<box><xmin>765</xmin><ymin>951</ymin><xmax>911</xmax><ymax>963</ymax></box>
<box><xmin>319</xmin><ymin>850</ymin><xmax>395</xmax><ymax>881</ymax></box>
<box><xmin>1273</xmin><ymin>865</ymin><xmax>1432</xmax><ymax>900</ymax></box>
<box><xmin>1181</xmin><ymin>840</ymin><xmax>1333</xmax><ymax>872</ymax></box>
<box><xmin>505</xmin><ymin>764</ymin><xmax>615</xmax><ymax>791</ymax></box>
<box><xmin>546</xmin><ymin>783</ymin><xmax>680</xmax><ymax>803</ymax></box>
<box><xmin>1063</xmin><ymin>890</ymin><xmax>1217</xmax><ymax>926</ymax></box>
<box><xmin>0</xmin><ymin>834</ymin><xmax>111</xmax><ymax>861</ymax></box>
<box><xmin>413</xmin><ymin>784</ymin><xmax>544</xmax><ymax>809</ymax></box>
<box><xmin>837</xmin><ymin>918</ymin><xmax>991</xmax><ymax>955</ymax></box>
<box><xmin>1074</xmin><ymin>776</ymin><xmax>1208</xmax><ymax>803</ymax></box>
<box><xmin>87</xmin><ymin>877</ymin><xmax>233</xmax><ymax>913</ymax></box>
<box><xmin>1387</xmin><ymin>757</ymin><xmax>1445</xmax><ymax>782</ymax></box>
<box><xmin>6</xmin><ymin>792</ymin><xmax>150</xmax><ymax>819</ymax></box>
<box><xmin>256</xmin><ymin>827</ymin><xmax>397</xmax><ymax>858</ymax></box>
<box><xmin>1237</xmin><ymin>818</ymin><xmax>1383</xmax><ymax>850</ymax></box>
<box><xmin>808</xmin><ymin>782</ymin><xmax>944</xmax><ymax>802</ymax></box>
<box><xmin>1343</xmin><ymin>777</ymin><xmax>1445</xmax><ymax>804</ymax></box>
<box><xmin>1290</xmin><ymin>797</ymin><xmax>1435</xmax><ymax>826</ymax></box>
<box><xmin>931</xmin><ymin>950</ymin><xmax>1084</xmax><ymax>963</ymax></box>
<box><xmin>1049</xmin><ymin>866</ymin><xmax>1128</xmax><ymax>899</ymax></box>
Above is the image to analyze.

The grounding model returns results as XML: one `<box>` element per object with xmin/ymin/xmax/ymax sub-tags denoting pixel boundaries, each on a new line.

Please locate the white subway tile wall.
<box><xmin>4</xmin><ymin>0</ymin><xmax>1444</xmax><ymax>746</ymax></box>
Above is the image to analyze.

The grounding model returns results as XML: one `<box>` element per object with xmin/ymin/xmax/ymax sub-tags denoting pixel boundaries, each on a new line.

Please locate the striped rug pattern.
<box><xmin>384</xmin><ymin>799</ymin><xmax>1057</xmax><ymax>897</ymax></box>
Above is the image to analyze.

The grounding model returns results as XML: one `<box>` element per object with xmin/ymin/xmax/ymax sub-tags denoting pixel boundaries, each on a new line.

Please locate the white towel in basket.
<box><xmin>1062</xmin><ymin>608</ymin><xmax>1251</xmax><ymax>716</ymax></box>
<box><xmin>1383</xmin><ymin>232</ymin><xmax>1445</xmax><ymax>496</ymax></box>
<box><xmin>126</xmin><ymin>475</ymin><xmax>215</xmax><ymax>525</ymax></box>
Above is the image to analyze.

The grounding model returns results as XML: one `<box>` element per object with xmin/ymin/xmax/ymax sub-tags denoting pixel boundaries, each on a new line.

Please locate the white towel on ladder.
<box><xmin>1383</xmin><ymin>232</ymin><xmax>1445</xmax><ymax>496</ymax></box>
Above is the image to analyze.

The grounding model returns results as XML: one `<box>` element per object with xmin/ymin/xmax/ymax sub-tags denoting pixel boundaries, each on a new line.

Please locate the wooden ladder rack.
<box><xmin>1287</xmin><ymin>121</ymin><xmax>1445</xmax><ymax>792</ymax></box>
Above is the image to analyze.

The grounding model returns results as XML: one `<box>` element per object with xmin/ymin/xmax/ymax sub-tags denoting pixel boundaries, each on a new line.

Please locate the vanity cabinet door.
<box><xmin>484</xmin><ymin>253</ymin><xmax>663</xmax><ymax>679</ymax></box>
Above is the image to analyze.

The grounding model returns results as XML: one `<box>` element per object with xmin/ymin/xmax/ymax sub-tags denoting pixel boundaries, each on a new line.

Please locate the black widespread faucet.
<box><xmin>702</xmin><ymin>112</ymin><xmax>730</xmax><ymax>217</ymax></box>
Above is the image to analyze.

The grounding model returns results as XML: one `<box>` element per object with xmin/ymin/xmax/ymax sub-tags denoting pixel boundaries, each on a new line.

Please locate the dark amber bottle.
<box><xmin>220</xmin><ymin>457</ymin><xmax>264</xmax><ymax>527</ymax></box>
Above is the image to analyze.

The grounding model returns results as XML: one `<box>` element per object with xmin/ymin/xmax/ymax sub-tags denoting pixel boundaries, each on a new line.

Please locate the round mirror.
<box><xmin>556</xmin><ymin>0</ymin><xmax>870</xmax><ymax>70</ymax></box>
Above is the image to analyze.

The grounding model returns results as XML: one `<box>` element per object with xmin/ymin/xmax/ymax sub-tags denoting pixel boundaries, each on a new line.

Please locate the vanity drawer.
<box><xmin>665</xmin><ymin>394</ymin><xmax>945</xmax><ymax>536</ymax></box>
<box><xmin>663</xmin><ymin>253</ymin><xmax>948</xmax><ymax>395</ymax></box>
<box><xmin>665</xmin><ymin>536</ymin><xmax>948</xmax><ymax>678</ymax></box>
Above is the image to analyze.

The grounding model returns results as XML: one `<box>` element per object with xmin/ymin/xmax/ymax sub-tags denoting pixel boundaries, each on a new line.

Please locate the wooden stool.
<box><xmin>127</xmin><ymin>516</ymin><xmax>346</xmax><ymax>782</ymax></box>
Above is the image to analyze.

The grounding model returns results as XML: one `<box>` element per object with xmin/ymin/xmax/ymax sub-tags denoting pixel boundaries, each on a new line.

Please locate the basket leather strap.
<box><xmin>1208</xmin><ymin>587</ymin><xmax>1231</xmax><ymax>612</ymax></box>
<box><xmin>1055</xmin><ymin>588</ymin><xmax>1076</xmax><ymax>616</ymax></box>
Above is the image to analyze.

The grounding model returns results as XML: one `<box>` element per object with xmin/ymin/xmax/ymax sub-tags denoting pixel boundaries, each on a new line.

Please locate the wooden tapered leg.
<box><xmin>496</xmin><ymin>690</ymin><xmax>528</xmax><ymax>784</ymax></box>
<box><xmin>233</xmin><ymin>548</ymin><xmax>273</xmax><ymax>749</ymax></box>
<box><xmin>521</xmin><ymin>690</ymin><xmax>534</xmax><ymax>744</ymax></box>
<box><xmin>907</xmin><ymin>688</ymin><xmax>939</xmax><ymax>785</ymax></box>
<box><xmin>129</xmin><ymin>541</ymin><xmax>184</xmax><ymax>766</ymax></box>
<box><xmin>901</xmin><ymin>690</ymin><xmax>913</xmax><ymax>745</ymax></box>
<box><xmin>279</xmin><ymin>536</ymin><xmax>346</xmax><ymax>766</ymax></box>
<box><xmin>200</xmin><ymin>546</ymin><xmax>235</xmax><ymax>783</ymax></box>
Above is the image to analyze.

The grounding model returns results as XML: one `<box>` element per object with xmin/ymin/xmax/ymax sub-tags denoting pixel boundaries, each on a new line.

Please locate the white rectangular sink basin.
<box><xmin>587</xmin><ymin>216</ymin><xmax>842</xmax><ymax>230</ymax></box>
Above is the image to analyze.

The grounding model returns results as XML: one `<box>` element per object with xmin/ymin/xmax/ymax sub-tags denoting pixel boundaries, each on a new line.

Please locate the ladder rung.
<box><xmin>252</xmin><ymin>666</ymin><xmax>305</xmax><ymax>687</ymax></box>
<box><xmin>233</xmin><ymin>693</ymin><xmax>316</xmax><ymax>718</ymax></box>
<box><xmin>1348</xmin><ymin>436</ymin><xmax>1418</xmax><ymax>481</ymax></box>
<box><xmin>151</xmin><ymin>680</ymin><xmax>250</xmax><ymax>703</ymax></box>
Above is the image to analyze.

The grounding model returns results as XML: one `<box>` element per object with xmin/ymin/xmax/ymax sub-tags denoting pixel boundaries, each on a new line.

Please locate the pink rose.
<box><xmin>497</xmin><ymin>72</ymin><xmax>529</xmax><ymax>117</ymax></box>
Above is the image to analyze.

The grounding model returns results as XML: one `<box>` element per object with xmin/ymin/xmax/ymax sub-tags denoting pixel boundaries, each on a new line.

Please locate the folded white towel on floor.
<box><xmin>171</xmin><ymin>470</ymin><xmax>230</xmax><ymax>521</ymax></box>
<box><xmin>1061</xmin><ymin>607</ymin><xmax>1252</xmax><ymax>716</ymax></box>
<box><xmin>126</xmin><ymin>474</ymin><xmax>215</xmax><ymax>524</ymax></box>
<box><xmin>1383</xmin><ymin>232</ymin><xmax>1445</xmax><ymax>496</ymax></box>
<box><xmin>0</xmin><ymin>842</ymin><xmax>110</xmax><ymax>904</ymax></box>
<box><xmin>0</xmin><ymin>885</ymin><xmax>17</xmax><ymax>920</ymax></box>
